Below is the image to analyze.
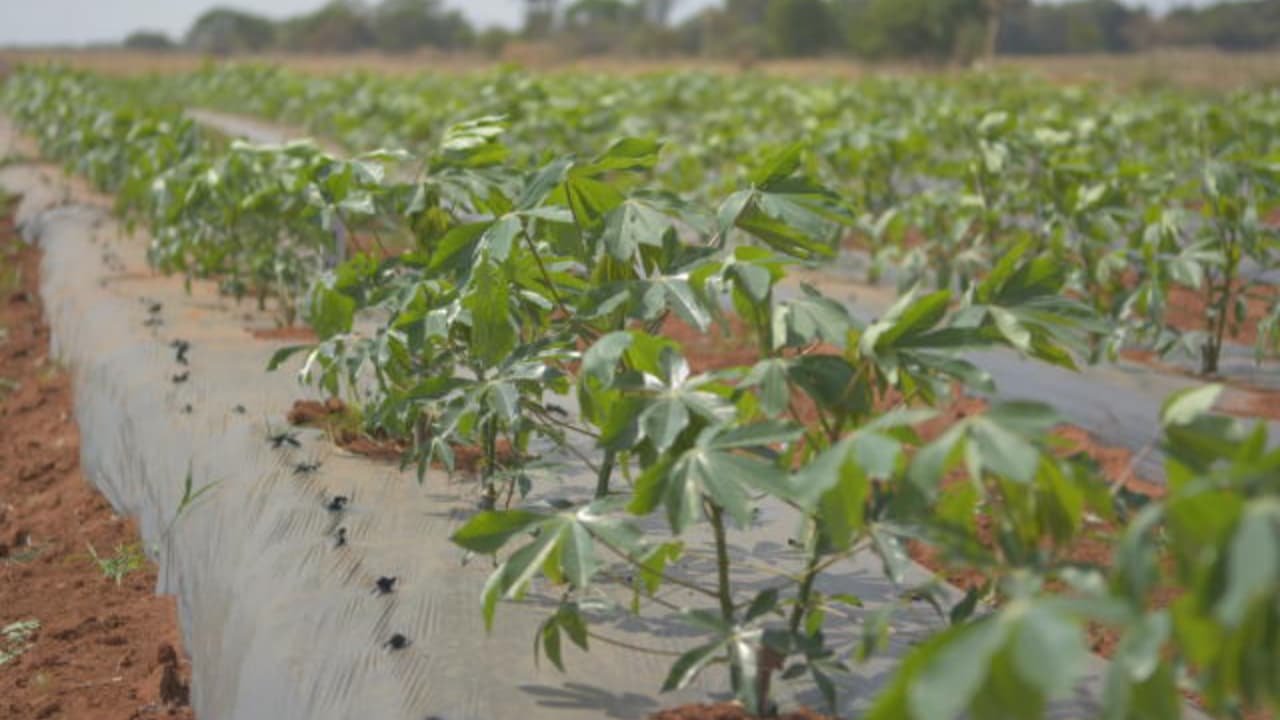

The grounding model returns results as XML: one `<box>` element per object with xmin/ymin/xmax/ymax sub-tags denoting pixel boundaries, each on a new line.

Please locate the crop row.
<box><xmin>141</xmin><ymin>65</ymin><xmax>1280</xmax><ymax>377</ymax></box>
<box><xmin>4</xmin><ymin>66</ymin><xmax>1280</xmax><ymax>718</ymax></box>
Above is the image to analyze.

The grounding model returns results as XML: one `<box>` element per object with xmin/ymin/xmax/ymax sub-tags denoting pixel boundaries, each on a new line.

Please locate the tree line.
<box><xmin>123</xmin><ymin>0</ymin><xmax>1280</xmax><ymax>61</ymax></box>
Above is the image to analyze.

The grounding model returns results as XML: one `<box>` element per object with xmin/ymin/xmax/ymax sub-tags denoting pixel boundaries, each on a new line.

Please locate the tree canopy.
<box><xmin>137</xmin><ymin>0</ymin><xmax>1280</xmax><ymax>61</ymax></box>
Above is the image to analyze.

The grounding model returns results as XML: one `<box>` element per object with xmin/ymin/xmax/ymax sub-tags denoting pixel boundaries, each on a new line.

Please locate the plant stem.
<box><xmin>706</xmin><ymin>500</ymin><xmax>744</xmax><ymax>701</ymax></box>
<box><xmin>1203</xmin><ymin>223</ymin><xmax>1238</xmax><ymax>376</ymax></box>
<box><xmin>595</xmin><ymin>448</ymin><xmax>616</xmax><ymax>499</ymax></box>
<box><xmin>708</xmin><ymin>503</ymin><xmax>737</xmax><ymax>625</ymax></box>
<box><xmin>588</xmin><ymin>529</ymin><xmax>720</xmax><ymax>601</ymax></box>
<box><xmin>788</xmin><ymin>537</ymin><xmax>822</xmax><ymax>637</ymax></box>
<box><xmin>522</xmin><ymin>233</ymin><xmax>568</xmax><ymax>314</ymax></box>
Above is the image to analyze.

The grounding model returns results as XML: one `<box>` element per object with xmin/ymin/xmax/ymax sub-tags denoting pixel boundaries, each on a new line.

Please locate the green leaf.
<box><xmin>602</xmin><ymin>199</ymin><xmax>671</xmax><ymax>262</ymax></box>
<box><xmin>538</xmin><ymin>616</ymin><xmax>564</xmax><ymax>671</ymax></box>
<box><xmin>641</xmin><ymin>396</ymin><xmax>691</xmax><ymax>452</ymax></box>
<box><xmin>662</xmin><ymin>639</ymin><xmax>725</xmax><ymax>693</ymax></box>
<box><xmin>741</xmin><ymin>358</ymin><xmax>790</xmax><ymax>418</ymax></box>
<box><xmin>451</xmin><ymin>510</ymin><xmax>546</xmax><ymax>554</ymax></box>
<box><xmin>561</xmin><ymin>522</ymin><xmax>597</xmax><ymax>590</ymax></box>
<box><xmin>750</xmin><ymin>144</ymin><xmax>804</xmax><ymax>187</ymax></box>
<box><xmin>990</xmin><ymin>306</ymin><xmax>1033</xmax><ymax>353</ymax></box>
<box><xmin>566</xmin><ymin>174</ymin><xmax>625</xmax><ymax>231</ymax></box>
<box><xmin>584</xmin><ymin>137</ymin><xmax>661</xmax><ymax>174</ymax></box>
<box><xmin>1160</xmin><ymin>384</ymin><xmax>1223</xmax><ymax>428</ymax></box>
<box><xmin>970</xmin><ymin>417</ymin><xmax>1043</xmax><ymax>484</ymax></box>
<box><xmin>1012</xmin><ymin>605</ymin><xmax>1087</xmax><ymax>699</ymax></box>
<box><xmin>745</xmin><ymin>588</ymin><xmax>780</xmax><ymax>623</ymax></box>
<box><xmin>909</xmin><ymin>617</ymin><xmax>1009</xmax><ymax>719</ymax></box>
<box><xmin>266</xmin><ymin>344</ymin><xmax>311</xmax><ymax>371</ymax></box>
<box><xmin>817</xmin><ymin>455</ymin><xmax>870</xmax><ymax>551</ymax></box>
<box><xmin>1216</xmin><ymin>503</ymin><xmax>1279</xmax><ymax>627</ymax></box>
<box><xmin>582</xmin><ymin>331</ymin><xmax>634</xmax><ymax>385</ymax></box>
<box><xmin>465</xmin><ymin>256</ymin><xmax>516</xmax><ymax>366</ymax></box>
<box><xmin>481</xmin><ymin>214</ymin><xmax>521</xmax><ymax>262</ymax></box>
<box><xmin>870</xmin><ymin>289</ymin><xmax>952</xmax><ymax>352</ymax></box>
<box><xmin>309</xmin><ymin>286</ymin><xmax>355</xmax><ymax>339</ymax></box>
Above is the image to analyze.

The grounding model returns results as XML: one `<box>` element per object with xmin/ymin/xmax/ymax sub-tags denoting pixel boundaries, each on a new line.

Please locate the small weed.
<box><xmin>85</xmin><ymin>542</ymin><xmax>146</xmax><ymax>585</ymax></box>
<box><xmin>0</xmin><ymin>619</ymin><xmax>39</xmax><ymax>666</ymax></box>
<box><xmin>0</xmin><ymin>265</ymin><xmax>20</xmax><ymax>294</ymax></box>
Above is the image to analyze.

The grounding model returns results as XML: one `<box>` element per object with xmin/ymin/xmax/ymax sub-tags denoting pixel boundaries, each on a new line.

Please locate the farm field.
<box><xmin>1</xmin><ymin>60</ymin><xmax>1280</xmax><ymax>720</ymax></box>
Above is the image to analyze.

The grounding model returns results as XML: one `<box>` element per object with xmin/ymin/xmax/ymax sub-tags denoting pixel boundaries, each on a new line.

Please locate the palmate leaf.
<box><xmin>601</xmin><ymin>198</ymin><xmax>673</xmax><ymax>262</ymax></box>
<box><xmin>907</xmin><ymin>401</ymin><xmax>1060</xmax><ymax>493</ymax></box>
<box><xmin>452</xmin><ymin>502</ymin><xmax>641</xmax><ymax>630</ymax></box>
<box><xmin>771</xmin><ymin>285</ymin><xmax>857</xmax><ymax>350</ymax></box>
<box><xmin>630</xmin><ymin>421</ymin><xmax>801</xmax><ymax>534</ymax></box>
<box><xmin>870</xmin><ymin>600</ymin><xmax>1091</xmax><ymax>720</ymax></box>
<box><xmin>535</xmin><ymin>602</ymin><xmax>591</xmax><ymax>672</ymax></box>
<box><xmin>308</xmin><ymin>284</ymin><xmax>356</xmax><ymax>339</ymax></box>
<box><xmin>716</xmin><ymin>145</ymin><xmax>854</xmax><ymax>260</ymax></box>
<box><xmin>618</xmin><ymin>349</ymin><xmax>735</xmax><ymax>452</ymax></box>
<box><xmin>463</xmin><ymin>253</ymin><xmax>516</xmax><ymax>366</ymax></box>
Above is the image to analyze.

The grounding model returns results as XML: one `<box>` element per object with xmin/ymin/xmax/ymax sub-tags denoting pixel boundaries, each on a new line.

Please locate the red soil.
<box><xmin>0</xmin><ymin>202</ymin><xmax>194</xmax><ymax>719</ymax></box>
<box><xmin>1120</xmin><ymin>348</ymin><xmax>1280</xmax><ymax>422</ymax></box>
<box><xmin>249</xmin><ymin>325</ymin><xmax>317</xmax><ymax>342</ymax></box>
<box><xmin>1162</xmin><ymin>279</ymin><xmax>1276</xmax><ymax>348</ymax></box>
<box><xmin>286</xmin><ymin>398</ymin><xmax>518</xmax><ymax>472</ymax></box>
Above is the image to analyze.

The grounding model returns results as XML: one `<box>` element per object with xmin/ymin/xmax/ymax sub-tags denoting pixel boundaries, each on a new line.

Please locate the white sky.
<box><xmin>0</xmin><ymin>0</ymin><xmax>1227</xmax><ymax>47</ymax></box>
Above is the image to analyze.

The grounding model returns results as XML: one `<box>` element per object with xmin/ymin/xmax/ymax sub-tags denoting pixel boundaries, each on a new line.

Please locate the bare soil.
<box><xmin>287</xmin><ymin>398</ymin><xmax>519</xmax><ymax>472</ymax></box>
<box><xmin>0</xmin><ymin>200</ymin><xmax>194</xmax><ymax>720</ymax></box>
<box><xmin>249</xmin><ymin>325</ymin><xmax>317</xmax><ymax>342</ymax></box>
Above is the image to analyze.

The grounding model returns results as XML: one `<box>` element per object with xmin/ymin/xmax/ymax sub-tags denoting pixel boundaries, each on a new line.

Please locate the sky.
<box><xmin>0</xmin><ymin>0</ymin><xmax>1226</xmax><ymax>48</ymax></box>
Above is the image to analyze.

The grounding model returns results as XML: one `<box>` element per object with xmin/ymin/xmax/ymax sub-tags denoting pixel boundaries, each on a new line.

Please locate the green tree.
<box><xmin>278</xmin><ymin>1</ymin><xmax>373</xmax><ymax>53</ymax></box>
<box><xmin>523</xmin><ymin>0</ymin><xmax>560</xmax><ymax>38</ymax></box>
<box><xmin>844</xmin><ymin>0</ymin><xmax>983</xmax><ymax>61</ymax></box>
<box><xmin>565</xmin><ymin>0</ymin><xmax>634</xmax><ymax>25</ymax></box>
<box><xmin>185</xmin><ymin>7</ymin><xmax>276</xmax><ymax>54</ymax></box>
<box><xmin>123</xmin><ymin>30</ymin><xmax>175</xmax><ymax>51</ymax></box>
<box><xmin>372</xmin><ymin>0</ymin><xmax>474</xmax><ymax>52</ymax></box>
<box><xmin>765</xmin><ymin>0</ymin><xmax>835</xmax><ymax>56</ymax></box>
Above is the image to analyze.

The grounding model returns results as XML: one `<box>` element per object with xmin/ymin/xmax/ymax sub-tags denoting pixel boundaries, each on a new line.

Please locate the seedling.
<box><xmin>85</xmin><ymin>542</ymin><xmax>146</xmax><ymax>586</ymax></box>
